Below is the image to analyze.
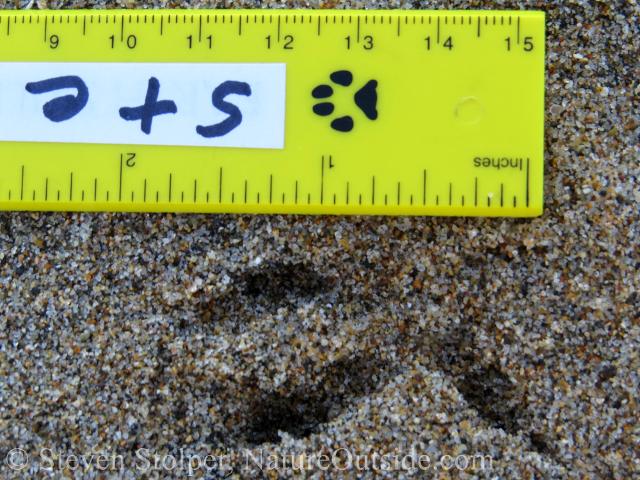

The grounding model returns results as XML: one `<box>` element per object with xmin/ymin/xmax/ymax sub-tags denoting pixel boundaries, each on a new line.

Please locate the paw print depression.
<box><xmin>311</xmin><ymin>70</ymin><xmax>378</xmax><ymax>133</ymax></box>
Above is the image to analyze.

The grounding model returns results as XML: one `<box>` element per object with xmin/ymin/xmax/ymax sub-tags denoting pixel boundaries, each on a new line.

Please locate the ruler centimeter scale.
<box><xmin>0</xmin><ymin>10</ymin><xmax>545</xmax><ymax>216</ymax></box>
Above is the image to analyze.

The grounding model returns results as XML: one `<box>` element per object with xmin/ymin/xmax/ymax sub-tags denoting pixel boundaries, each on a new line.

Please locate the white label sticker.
<box><xmin>0</xmin><ymin>62</ymin><xmax>286</xmax><ymax>149</ymax></box>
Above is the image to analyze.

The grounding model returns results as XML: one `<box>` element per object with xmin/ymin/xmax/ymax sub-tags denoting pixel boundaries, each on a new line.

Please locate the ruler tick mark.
<box><xmin>437</xmin><ymin>17</ymin><xmax>440</xmax><ymax>43</ymax></box>
<box><xmin>517</xmin><ymin>16</ymin><xmax>520</xmax><ymax>44</ymax></box>
<box><xmin>397</xmin><ymin>182</ymin><xmax>400</xmax><ymax>205</ymax></box>
<box><xmin>144</xmin><ymin>179</ymin><xmax>147</xmax><ymax>202</ymax></box>
<box><xmin>423</xmin><ymin>170</ymin><xmax>426</xmax><ymax>205</ymax></box>
<box><xmin>70</xmin><ymin>173</ymin><xmax>73</xmax><ymax>201</ymax></box>
<box><xmin>83</xmin><ymin>15</ymin><xmax>86</xmax><ymax>35</ymax></box>
<box><xmin>94</xmin><ymin>179</ymin><xmax>97</xmax><ymax>201</ymax></box>
<box><xmin>219</xmin><ymin>167</ymin><xmax>222</xmax><ymax>203</ymax></box>
<box><xmin>44</xmin><ymin>16</ymin><xmax>47</xmax><ymax>42</ymax></box>
<box><xmin>121</xmin><ymin>15</ymin><xmax>124</xmax><ymax>42</ymax></box>
<box><xmin>59</xmin><ymin>191</ymin><xmax>61</xmax><ymax>201</ymax></box>
<box><xmin>21</xmin><ymin>165</ymin><xmax>24</xmax><ymax>200</ymax></box>
<box><xmin>436</xmin><ymin>195</ymin><xmax>439</xmax><ymax>206</ymax></box>
<box><xmin>295</xmin><ymin>181</ymin><xmax>298</xmax><ymax>204</ymax></box>
<box><xmin>372</xmin><ymin>176</ymin><xmax>375</xmax><ymax>205</ymax></box>
<box><xmin>245</xmin><ymin>180</ymin><xmax>248</xmax><ymax>203</ymax></box>
<box><xmin>169</xmin><ymin>173</ymin><xmax>172</xmax><ymax>202</ymax></box>
<box><xmin>357</xmin><ymin>16</ymin><xmax>360</xmax><ymax>43</ymax></box>
<box><xmin>501</xmin><ymin>183</ymin><xmax>504</xmax><ymax>206</ymax></box>
<box><xmin>346</xmin><ymin>182</ymin><xmax>349</xmax><ymax>205</ymax></box>
<box><xmin>477</xmin><ymin>16</ymin><xmax>480</xmax><ymax>36</ymax></box>
<box><xmin>526</xmin><ymin>158</ymin><xmax>530</xmax><ymax>207</ymax></box>
<box><xmin>119</xmin><ymin>154</ymin><xmax>123</xmax><ymax>201</ymax></box>
<box><xmin>33</xmin><ymin>190</ymin><xmax>35</xmax><ymax>201</ymax></box>
<box><xmin>278</xmin><ymin>16</ymin><xmax>280</xmax><ymax>42</ymax></box>
<box><xmin>194</xmin><ymin>179</ymin><xmax>197</xmax><ymax>202</ymax></box>
<box><xmin>321</xmin><ymin>156</ymin><xmax>325</xmax><ymax>205</ymax></box>
<box><xmin>449</xmin><ymin>183</ymin><xmax>452</xmax><ymax>206</ymax></box>
<box><xmin>270</xmin><ymin>174</ymin><xmax>273</xmax><ymax>204</ymax></box>
<box><xmin>45</xmin><ymin>178</ymin><xmax>48</xmax><ymax>201</ymax></box>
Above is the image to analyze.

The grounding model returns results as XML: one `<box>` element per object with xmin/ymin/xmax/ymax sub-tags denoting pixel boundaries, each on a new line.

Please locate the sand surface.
<box><xmin>1</xmin><ymin>0</ymin><xmax>639</xmax><ymax>478</ymax></box>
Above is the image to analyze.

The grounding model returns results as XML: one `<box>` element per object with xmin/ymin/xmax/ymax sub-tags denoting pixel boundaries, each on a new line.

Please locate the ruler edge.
<box><xmin>0</xmin><ymin>10</ymin><xmax>547</xmax><ymax>16</ymax></box>
<box><xmin>0</xmin><ymin>202</ymin><xmax>544</xmax><ymax>217</ymax></box>
<box><xmin>0</xmin><ymin>8</ymin><xmax>546</xmax><ymax>217</ymax></box>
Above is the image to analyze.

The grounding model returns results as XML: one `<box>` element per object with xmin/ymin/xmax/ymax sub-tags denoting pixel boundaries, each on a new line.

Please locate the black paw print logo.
<box><xmin>311</xmin><ymin>70</ymin><xmax>378</xmax><ymax>132</ymax></box>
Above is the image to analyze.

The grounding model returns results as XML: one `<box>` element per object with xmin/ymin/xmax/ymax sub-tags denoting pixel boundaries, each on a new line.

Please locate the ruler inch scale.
<box><xmin>0</xmin><ymin>10</ymin><xmax>545</xmax><ymax>216</ymax></box>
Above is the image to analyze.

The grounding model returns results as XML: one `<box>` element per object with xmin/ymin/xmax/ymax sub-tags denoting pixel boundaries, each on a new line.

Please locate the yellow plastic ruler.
<box><xmin>0</xmin><ymin>10</ymin><xmax>545</xmax><ymax>216</ymax></box>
